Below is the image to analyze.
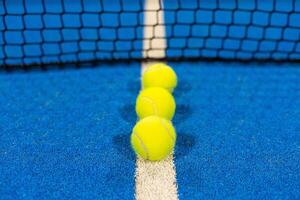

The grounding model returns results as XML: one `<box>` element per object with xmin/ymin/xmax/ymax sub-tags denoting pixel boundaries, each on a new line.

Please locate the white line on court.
<box><xmin>134</xmin><ymin>0</ymin><xmax>179</xmax><ymax>199</ymax></box>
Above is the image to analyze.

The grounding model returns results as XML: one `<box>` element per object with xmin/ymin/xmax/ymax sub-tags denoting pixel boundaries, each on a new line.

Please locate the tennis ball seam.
<box><xmin>160</xmin><ymin>119</ymin><xmax>176</xmax><ymax>142</ymax></box>
<box><xmin>140</xmin><ymin>96</ymin><xmax>158</xmax><ymax>115</ymax></box>
<box><xmin>132</xmin><ymin>131</ymin><xmax>149</xmax><ymax>160</ymax></box>
<box><xmin>165</xmin><ymin>86</ymin><xmax>173</xmax><ymax>92</ymax></box>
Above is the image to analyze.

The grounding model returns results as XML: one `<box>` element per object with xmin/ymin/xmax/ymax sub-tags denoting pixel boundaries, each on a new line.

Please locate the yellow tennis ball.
<box><xmin>136</xmin><ymin>87</ymin><xmax>176</xmax><ymax>120</ymax></box>
<box><xmin>131</xmin><ymin>116</ymin><xmax>176</xmax><ymax>161</ymax></box>
<box><xmin>142</xmin><ymin>63</ymin><xmax>177</xmax><ymax>92</ymax></box>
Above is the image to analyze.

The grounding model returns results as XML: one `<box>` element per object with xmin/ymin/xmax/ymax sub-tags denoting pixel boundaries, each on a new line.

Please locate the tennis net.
<box><xmin>1</xmin><ymin>0</ymin><xmax>300</xmax><ymax>68</ymax></box>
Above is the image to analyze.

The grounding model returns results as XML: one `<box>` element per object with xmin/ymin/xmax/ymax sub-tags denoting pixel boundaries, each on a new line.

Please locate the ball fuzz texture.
<box><xmin>136</xmin><ymin>87</ymin><xmax>176</xmax><ymax>120</ymax></box>
<box><xmin>142</xmin><ymin>63</ymin><xmax>177</xmax><ymax>93</ymax></box>
<box><xmin>131</xmin><ymin>116</ymin><xmax>176</xmax><ymax>161</ymax></box>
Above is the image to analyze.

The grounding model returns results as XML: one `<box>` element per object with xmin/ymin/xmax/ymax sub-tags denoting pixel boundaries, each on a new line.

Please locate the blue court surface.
<box><xmin>173</xmin><ymin>62</ymin><xmax>300</xmax><ymax>199</ymax></box>
<box><xmin>1</xmin><ymin>62</ymin><xmax>300</xmax><ymax>199</ymax></box>
<box><xmin>1</xmin><ymin>0</ymin><xmax>300</xmax><ymax>199</ymax></box>
<box><xmin>0</xmin><ymin>65</ymin><xmax>140</xmax><ymax>200</ymax></box>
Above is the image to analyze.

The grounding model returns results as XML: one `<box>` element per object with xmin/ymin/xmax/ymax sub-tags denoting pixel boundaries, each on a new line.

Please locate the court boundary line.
<box><xmin>134</xmin><ymin>0</ymin><xmax>179</xmax><ymax>199</ymax></box>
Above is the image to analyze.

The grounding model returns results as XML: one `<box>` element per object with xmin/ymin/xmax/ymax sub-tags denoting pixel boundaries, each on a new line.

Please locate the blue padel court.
<box><xmin>1</xmin><ymin>1</ymin><xmax>300</xmax><ymax>199</ymax></box>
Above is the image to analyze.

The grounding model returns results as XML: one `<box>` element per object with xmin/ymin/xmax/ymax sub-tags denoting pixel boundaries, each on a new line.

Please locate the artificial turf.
<box><xmin>0</xmin><ymin>64</ymin><xmax>140</xmax><ymax>200</ymax></box>
<box><xmin>173</xmin><ymin>61</ymin><xmax>300</xmax><ymax>199</ymax></box>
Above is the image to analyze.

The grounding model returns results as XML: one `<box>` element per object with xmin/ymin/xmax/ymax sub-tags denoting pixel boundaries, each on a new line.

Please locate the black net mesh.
<box><xmin>1</xmin><ymin>0</ymin><xmax>300</xmax><ymax>68</ymax></box>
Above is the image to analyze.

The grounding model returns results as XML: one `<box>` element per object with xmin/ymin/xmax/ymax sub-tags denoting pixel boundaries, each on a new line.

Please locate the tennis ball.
<box><xmin>142</xmin><ymin>63</ymin><xmax>177</xmax><ymax>93</ymax></box>
<box><xmin>131</xmin><ymin>116</ymin><xmax>176</xmax><ymax>161</ymax></box>
<box><xmin>136</xmin><ymin>87</ymin><xmax>176</xmax><ymax>120</ymax></box>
